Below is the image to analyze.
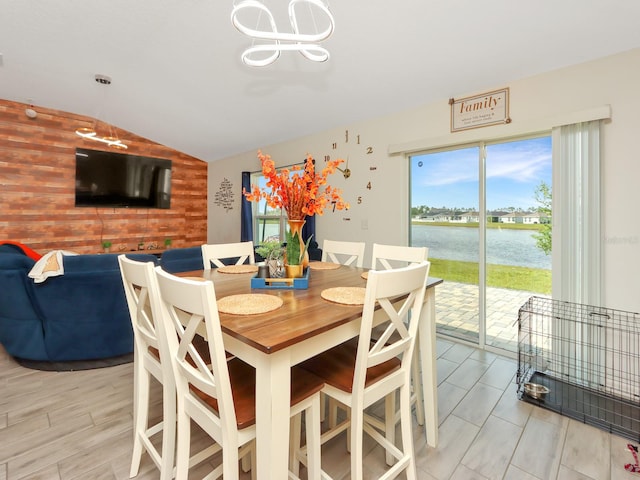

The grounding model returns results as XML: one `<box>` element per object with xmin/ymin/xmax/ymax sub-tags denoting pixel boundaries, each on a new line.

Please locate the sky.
<box><xmin>410</xmin><ymin>136</ymin><xmax>552</xmax><ymax>212</ymax></box>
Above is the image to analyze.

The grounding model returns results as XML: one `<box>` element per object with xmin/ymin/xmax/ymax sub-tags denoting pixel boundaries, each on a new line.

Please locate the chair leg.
<box><xmin>328</xmin><ymin>397</ymin><xmax>338</xmax><ymax>429</ymax></box>
<box><xmin>223</xmin><ymin>441</ymin><xmax>240</xmax><ymax>480</ymax></box>
<box><xmin>305</xmin><ymin>395</ymin><xmax>322</xmax><ymax>480</ymax></box>
<box><xmin>129</xmin><ymin>362</ymin><xmax>148</xmax><ymax>478</ymax></box>
<box><xmin>320</xmin><ymin>392</ymin><xmax>326</xmax><ymax>422</ymax></box>
<box><xmin>175</xmin><ymin>407</ymin><xmax>192</xmax><ymax>480</ymax></box>
<box><xmin>241</xmin><ymin>451</ymin><xmax>251</xmax><ymax>474</ymax></box>
<box><xmin>349</xmin><ymin>408</ymin><xmax>365</xmax><ymax>480</ymax></box>
<box><xmin>384</xmin><ymin>393</ymin><xmax>395</xmax><ymax>466</ymax></box>
<box><xmin>411</xmin><ymin>340</ymin><xmax>425</xmax><ymax>426</ymax></box>
<box><xmin>400</xmin><ymin>384</ymin><xmax>417</xmax><ymax>480</ymax></box>
<box><xmin>290</xmin><ymin>415</ymin><xmax>302</xmax><ymax>476</ymax></box>
<box><xmin>159</xmin><ymin>380</ymin><xmax>176</xmax><ymax>480</ymax></box>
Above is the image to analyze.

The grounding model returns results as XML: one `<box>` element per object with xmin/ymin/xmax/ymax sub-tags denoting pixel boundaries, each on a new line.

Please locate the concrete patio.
<box><xmin>434</xmin><ymin>280</ymin><xmax>546</xmax><ymax>353</ymax></box>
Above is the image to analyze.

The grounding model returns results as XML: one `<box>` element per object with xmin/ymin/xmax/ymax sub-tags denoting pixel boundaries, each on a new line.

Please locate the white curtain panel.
<box><xmin>551</xmin><ymin>120</ymin><xmax>603</xmax><ymax>388</ymax></box>
<box><xmin>552</xmin><ymin>120</ymin><xmax>602</xmax><ymax>306</ymax></box>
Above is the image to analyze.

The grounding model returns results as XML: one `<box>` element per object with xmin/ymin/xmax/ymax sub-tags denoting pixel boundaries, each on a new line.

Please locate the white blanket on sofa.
<box><xmin>28</xmin><ymin>250</ymin><xmax>79</xmax><ymax>283</ymax></box>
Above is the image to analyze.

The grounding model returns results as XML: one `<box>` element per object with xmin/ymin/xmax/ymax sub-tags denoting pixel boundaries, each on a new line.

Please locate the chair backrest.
<box><xmin>118</xmin><ymin>255</ymin><xmax>160</xmax><ymax>353</ymax></box>
<box><xmin>321</xmin><ymin>239</ymin><xmax>366</xmax><ymax>268</ymax></box>
<box><xmin>201</xmin><ymin>241</ymin><xmax>255</xmax><ymax>270</ymax></box>
<box><xmin>354</xmin><ymin>261</ymin><xmax>431</xmax><ymax>396</ymax></box>
<box><xmin>370</xmin><ymin>243</ymin><xmax>429</xmax><ymax>271</ymax></box>
<box><xmin>118</xmin><ymin>254</ymin><xmax>163</xmax><ymax>363</ymax></box>
<box><xmin>154</xmin><ymin>267</ymin><xmax>238</xmax><ymax>435</ymax></box>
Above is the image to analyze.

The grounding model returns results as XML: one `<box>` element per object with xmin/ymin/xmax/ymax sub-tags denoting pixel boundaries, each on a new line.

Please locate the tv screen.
<box><xmin>75</xmin><ymin>148</ymin><xmax>172</xmax><ymax>209</ymax></box>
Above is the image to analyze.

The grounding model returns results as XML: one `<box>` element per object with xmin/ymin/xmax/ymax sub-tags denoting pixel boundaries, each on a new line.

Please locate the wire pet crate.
<box><xmin>517</xmin><ymin>296</ymin><xmax>640</xmax><ymax>441</ymax></box>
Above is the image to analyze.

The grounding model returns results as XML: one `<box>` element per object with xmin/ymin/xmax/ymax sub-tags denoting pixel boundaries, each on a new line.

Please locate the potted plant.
<box><xmin>164</xmin><ymin>238</ymin><xmax>172</xmax><ymax>249</ymax></box>
<box><xmin>138</xmin><ymin>242</ymin><xmax>145</xmax><ymax>251</ymax></box>
<box><xmin>256</xmin><ymin>240</ymin><xmax>284</xmax><ymax>277</ymax></box>
<box><xmin>285</xmin><ymin>230</ymin><xmax>312</xmax><ymax>278</ymax></box>
<box><xmin>102</xmin><ymin>240</ymin><xmax>112</xmax><ymax>253</ymax></box>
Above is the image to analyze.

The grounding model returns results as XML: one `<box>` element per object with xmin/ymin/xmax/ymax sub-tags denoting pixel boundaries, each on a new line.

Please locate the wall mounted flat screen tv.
<box><xmin>75</xmin><ymin>148</ymin><xmax>172</xmax><ymax>209</ymax></box>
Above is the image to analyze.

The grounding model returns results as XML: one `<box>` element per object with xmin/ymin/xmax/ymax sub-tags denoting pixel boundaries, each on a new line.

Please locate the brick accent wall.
<box><xmin>0</xmin><ymin>100</ymin><xmax>207</xmax><ymax>254</ymax></box>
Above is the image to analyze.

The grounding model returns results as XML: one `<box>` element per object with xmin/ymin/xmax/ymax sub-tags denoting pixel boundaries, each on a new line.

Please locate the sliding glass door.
<box><xmin>410</xmin><ymin>136</ymin><xmax>552</xmax><ymax>353</ymax></box>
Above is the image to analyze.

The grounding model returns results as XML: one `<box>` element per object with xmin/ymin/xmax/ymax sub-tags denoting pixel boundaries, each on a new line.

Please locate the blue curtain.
<box><xmin>302</xmin><ymin>214</ymin><xmax>316</xmax><ymax>245</ymax></box>
<box><xmin>241</xmin><ymin>172</ymin><xmax>253</xmax><ymax>242</ymax></box>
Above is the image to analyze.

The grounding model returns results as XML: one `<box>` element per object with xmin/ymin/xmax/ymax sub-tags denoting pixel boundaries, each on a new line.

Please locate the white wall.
<box><xmin>208</xmin><ymin>48</ymin><xmax>640</xmax><ymax>312</ymax></box>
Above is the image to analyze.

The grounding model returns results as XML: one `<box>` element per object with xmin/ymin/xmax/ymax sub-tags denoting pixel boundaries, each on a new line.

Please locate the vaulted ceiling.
<box><xmin>2</xmin><ymin>1</ymin><xmax>639</xmax><ymax>161</ymax></box>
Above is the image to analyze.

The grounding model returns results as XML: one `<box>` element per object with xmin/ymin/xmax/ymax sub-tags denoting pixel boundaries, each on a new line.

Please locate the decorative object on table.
<box><xmin>138</xmin><ymin>242</ymin><xmax>145</xmax><ymax>251</ymax></box>
<box><xmin>284</xmin><ymin>228</ymin><xmax>312</xmax><ymax>278</ymax></box>
<box><xmin>267</xmin><ymin>248</ymin><xmax>285</xmax><ymax>278</ymax></box>
<box><xmin>243</xmin><ymin>150</ymin><xmax>349</xmax><ymax>268</ymax></box>
<box><xmin>320</xmin><ymin>286</ymin><xmax>366</xmax><ymax>305</ymax></box>
<box><xmin>102</xmin><ymin>241</ymin><xmax>112</xmax><ymax>253</ymax></box>
<box><xmin>217</xmin><ymin>293</ymin><xmax>284</xmax><ymax>315</ymax></box>
<box><xmin>164</xmin><ymin>238</ymin><xmax>172</xmax><ymax>249</ymax></box>
<box><xmin>251</xmin><ymin>267</ymin><xmax>310</xmax><ymax>290</ymax></box>
<box><xmin>256</xmin><ymin>240</ymin><xmax>285</xmax><ymax>278</ymax></box>
<box><xmin>256</xmin><ymin>263</ymin><xmax>269</xmax><ymax>278</ymax></box>
<box><xmin>217</xmin><ymin>264</ymin><xmax>259</xmax><ymax>274</ymax></box>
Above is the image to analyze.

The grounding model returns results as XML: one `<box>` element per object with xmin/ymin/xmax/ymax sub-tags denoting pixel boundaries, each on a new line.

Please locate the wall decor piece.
<box><xmin>450</xmin><ymin>87</ymin><xmax>511</xmax><ymax>132</ymax></box>
<box><xmin>214</xmin><ymin>177</ymin><xmax>235</xmax><ymax>212</ymax></box>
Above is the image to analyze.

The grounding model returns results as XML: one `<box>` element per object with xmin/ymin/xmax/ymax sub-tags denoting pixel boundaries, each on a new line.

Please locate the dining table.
<box><xmin>179</xmin><ymin>264</ymin><xmax>442</xmax><ymax>479</ymax></box>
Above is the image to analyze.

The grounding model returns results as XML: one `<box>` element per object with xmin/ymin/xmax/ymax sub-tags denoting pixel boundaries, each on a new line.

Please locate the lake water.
<box><xmin>411</xmin><ymin>224</ymin><xmax>551</xmax><ymax>270</ymax></box>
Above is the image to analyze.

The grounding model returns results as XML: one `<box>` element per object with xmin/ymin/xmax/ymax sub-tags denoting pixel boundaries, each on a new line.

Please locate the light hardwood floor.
<box><xmin>1</xmin><ymin>338</ymin><xmax>638</xmax><ymax>480</ymax></box>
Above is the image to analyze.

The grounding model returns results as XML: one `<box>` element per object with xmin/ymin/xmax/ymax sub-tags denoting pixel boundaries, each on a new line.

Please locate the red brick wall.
<box><xmin>0</xmin><ymin>100</ymin><xmax>207</xmax><ymax>254</ymax></box>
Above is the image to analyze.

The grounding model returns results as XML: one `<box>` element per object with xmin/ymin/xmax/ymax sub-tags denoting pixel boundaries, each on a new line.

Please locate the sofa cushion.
<box><xmin>160</xmin><ymin>247</ymin><xmax>204</xmax><ymax>273</ymax></box>
<box><xmin>0</xmin><ymin>241</ymin><xmax>42</xmax><ymax>260</ymax></box>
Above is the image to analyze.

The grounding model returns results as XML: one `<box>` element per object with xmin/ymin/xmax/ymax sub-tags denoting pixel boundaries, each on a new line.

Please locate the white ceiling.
<box><xmin>2</xmin><ymin>1</ymin><xmax>639</xmax><ymax>162</ymax></box>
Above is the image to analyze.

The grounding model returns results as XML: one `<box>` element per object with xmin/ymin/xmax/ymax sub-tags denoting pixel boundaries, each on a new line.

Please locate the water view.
<box><xmin>411</xmin><ymin>224</ymin><xmax>551</xmax><ymax>270</ymax></box>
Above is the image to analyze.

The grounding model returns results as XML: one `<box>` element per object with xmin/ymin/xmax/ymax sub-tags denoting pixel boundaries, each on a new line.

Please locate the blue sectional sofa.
<box><xmin>0</xmin><ymin>242</ymin><xmax>324</xmax><ymax>363</ymax></box>
<box><xmin>0</xmin><ymin>244</ymin><xmax>157</xmax><ymax>362</ymax></box>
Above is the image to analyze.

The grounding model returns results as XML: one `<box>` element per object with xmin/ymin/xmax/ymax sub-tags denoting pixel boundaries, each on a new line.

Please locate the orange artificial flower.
<box><xmin>243</xmin><ymin>150</ymin><xmax>349</xmax><ymax>220</ymax></box>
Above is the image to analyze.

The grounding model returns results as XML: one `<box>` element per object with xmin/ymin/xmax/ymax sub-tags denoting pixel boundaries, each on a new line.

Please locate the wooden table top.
<box><xmin>178</xmin><ymin>265</ymin><xmax>442</xmax><ymax>355</ymax></box>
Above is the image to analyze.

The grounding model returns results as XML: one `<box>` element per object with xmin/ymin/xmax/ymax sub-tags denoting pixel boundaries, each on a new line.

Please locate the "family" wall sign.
<box><xmin>450</xmin><ymin>87</ymin><xmax>511</xmax><ymax>132</ymax></box>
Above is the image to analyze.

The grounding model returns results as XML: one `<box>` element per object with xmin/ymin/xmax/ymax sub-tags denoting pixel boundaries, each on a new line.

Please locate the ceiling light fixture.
<box><xmin>75</xmin><ymin>74</ymin><xmax>127</xmax><ymax>149</ymax></box>
<box><xmin>231</xmin><ymin>0</ymin><xmax>334</xmax><ymax>67</ymax></box>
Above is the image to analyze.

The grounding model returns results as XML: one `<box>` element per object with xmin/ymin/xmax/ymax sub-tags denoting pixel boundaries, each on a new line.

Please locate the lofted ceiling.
<box><xmin>2</xmin><ymin>1</ymin><xmax>640</xmax><ymax>162</ymax></box>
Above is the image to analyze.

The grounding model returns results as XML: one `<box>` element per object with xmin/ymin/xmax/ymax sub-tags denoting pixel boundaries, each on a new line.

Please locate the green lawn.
<box><xmin>429</xmin><ymin>257</ymin><xmax>551</xmax><ymax>294</ymax></box>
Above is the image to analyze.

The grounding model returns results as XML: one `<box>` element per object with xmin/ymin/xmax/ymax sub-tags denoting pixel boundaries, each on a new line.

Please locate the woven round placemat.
<box><xmin>217</xmin><ymin>294</ymin><xmax>283</xmax><ymax>315</ymax></box>
<box><xmin>183</xmin><ymin>276</ymin><xmax>207</xmax><ymax>282</ymax></box>
<box><xmin>308</xmin><ymin>261</ymin><xmax>341</xmax><ymax>270</ymax></box>
<box><xmin>360</xmin><ymin>271</ymin><xmax>368</xmax><ymax>280</ymax></box>
<box><xmin>217</xmin><ymin>264</ymin><xmax>259</xmax><ymax>274</ymax></box>
<box><xmin>321</xmin><ymin>287</ymin><xmax>366</xmax><ymax>305</ymax></box>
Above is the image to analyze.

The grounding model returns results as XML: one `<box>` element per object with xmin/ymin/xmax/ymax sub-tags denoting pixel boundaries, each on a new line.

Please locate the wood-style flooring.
<box><xmin>1</xmin><ymin>338</ymin><xmax>637</xmax><ymax>479</ymax></box>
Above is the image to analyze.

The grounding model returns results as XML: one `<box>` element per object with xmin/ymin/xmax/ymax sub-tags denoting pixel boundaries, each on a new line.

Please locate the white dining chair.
<box><xmin>119</xmin><ymin>255</ymin><xmax>218</xmax><ymax>480</ymax></box>
<box><xmin>153</xmin><ymin>266</ymin><xmax>325</xmax><ymax>480</ymax></box>
<box><xmin>119</xmin><ymin>254</ymin><xmax>175</xmax><ymax>480</ymax></box>
<box><xmin>300</xmin><ymin>261</ymin><xmax>431</xmax><ymax>480</ymax></box>
<box><xmin>201</xmin><ymin>241</ymin><xmax>255</xmax><ymax>270</ymax></box>
<box><xmin>370</xmin><ymin>243</ymin><xmax>429</xmax><ymax>463</ymax></box>
<box><xmin>321</xmin><ymin>239</ymin><xmax>365</xmax><ymax>268</ymax></box>
<box><xmin>371</xmin><ymin>243</ymin><xmax>429</xmax><ymax>271</ymax></box>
